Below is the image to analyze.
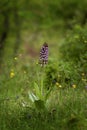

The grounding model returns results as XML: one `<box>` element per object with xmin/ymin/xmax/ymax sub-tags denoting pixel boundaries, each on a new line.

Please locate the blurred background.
<box><xmin>0</xmin><ymin>0</ymin><xmax>87</xmax><ymax>68</ymax></box>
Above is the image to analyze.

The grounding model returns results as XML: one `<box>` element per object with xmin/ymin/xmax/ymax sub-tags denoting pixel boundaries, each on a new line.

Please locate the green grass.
<box><xmin>0</xmin><ymin>81</ymin><xmax>87</xmax><ymax>130</ymax></box>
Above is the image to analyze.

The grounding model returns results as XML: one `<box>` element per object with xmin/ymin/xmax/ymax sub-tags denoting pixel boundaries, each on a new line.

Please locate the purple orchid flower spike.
<box><xmin>39</xmin><ymin>42</ymin><xmax>48</xmax><ymax>66</ymax></box>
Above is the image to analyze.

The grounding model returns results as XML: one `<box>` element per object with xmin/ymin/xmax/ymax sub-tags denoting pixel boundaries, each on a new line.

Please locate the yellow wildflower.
<box><xmin>72</xmin><ymin>84</ymin><xmax>76</xmax><ymax>88</ymax></box>
<box><xmin>56</xmin><ymin>82</ymin><xmax>59</xmax><ymax>86</ymax></box>
<box><xmin>56</xmin><ymin>82</ymin><xmax>62</xmax><ymax>88</ymax></box>
<box><xmin>14</xmin><ymin>57</ymin><xmax>18</xmax><ymax>60</ymax></box>
<box><xmin>82</xmin><ymin>78</ymin><xmax>86</xmax><ymax>82</ymax></box>
<box><xmin>10</xmin><ymin>69</ymin><xmax>15</xmax><ymax>78</ymax></box>
<box><xmin>82</xmin><ymin>73</ymin><xmax>85</xmax><ymax>76</ymax></box>
<box><xmin>36</xmin><ymin>61</ymin><xmax>39</xmax><ymax>65</ymax></box>
<box><xmin>58</xmin><ymin>74</ymin><xmax>61</xmax><ymax>78</ymax></box>
<box><xmin>24</xmin><ymin>71</ymin><xmax>26</xmax><ymax>74</ymax></box>
<box><xmin>59</xmin><ymin>85</ymin><xmax>62</xmax><ymax>88</ymax></box>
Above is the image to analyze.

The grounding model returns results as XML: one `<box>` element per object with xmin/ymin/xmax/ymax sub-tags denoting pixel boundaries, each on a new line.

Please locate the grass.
<box><xmin>0</xmin><ymin>28</ymin><xmax>87</xmax><ymax>130</ymax></box>
<box><xmin>0</xmin><ymin>82</ymin><xmax>87</xmax><ymax>130</ymax></box>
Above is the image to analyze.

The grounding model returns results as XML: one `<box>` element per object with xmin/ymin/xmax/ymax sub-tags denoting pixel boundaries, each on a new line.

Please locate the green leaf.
<box><xmin>28</xmin><ymin>92</ymin><xmax>38</xmax><ymax>102</ymax></box>
<box><xmin>45</xmin><ymin>88</ymin><xmax>52</xmax><ymax>101</ymax></box>
<box><xmin>34</xmin><ymin>82</ymin><xmax>41</xmax><ymax>99</ymax></box>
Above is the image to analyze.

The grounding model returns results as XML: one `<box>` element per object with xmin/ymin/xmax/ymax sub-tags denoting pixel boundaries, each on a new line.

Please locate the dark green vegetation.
<box><xmin>0</xmin><ymin>0</ymin><xmax>87</xmax><ymax>130</ymax></box>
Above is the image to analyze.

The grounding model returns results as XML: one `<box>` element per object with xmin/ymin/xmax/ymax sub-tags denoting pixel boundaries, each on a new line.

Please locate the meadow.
<box><xmin>0</xmin><ymin>0</ymin><xmax>87</xmax><ymax>130</ymax></box>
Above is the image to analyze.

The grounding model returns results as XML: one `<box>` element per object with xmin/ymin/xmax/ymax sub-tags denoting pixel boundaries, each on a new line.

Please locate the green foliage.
<box><xmin>28</xmin><ymin>70</ymin><xmax>53</xmax><ymax>111</ymax></box>
<box><xmin>57</xmin><ymin>62</ymin><xmax>81</xmax><ymax>88</ymax></box>
<box><xmin>44</xmin><ymin>60</ymin><xmax>85</xmax><ymax>89</ymax></box>
<box><xmin>60</xmin><ymin>25</ymin><xmax>87</xmax><ymax>73</ymax></box>
<box><xmin>0</xmin><ymin>86</ymin><xmax>87</xmax><ymax>130</ymax></box>
<box><xmin>44</xmin><ymin>61</ymin><xmax>58</xmax><ymax>89</ymax></box>
<box><xmin>25</xmin><ymin>0</ymin><xmax>87</xmax><ymax>28</ymax></box>
<box><xmin>1</xmin><ymin>0</ymin><xmax>87</xmax><ymax>64</ymax></box>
